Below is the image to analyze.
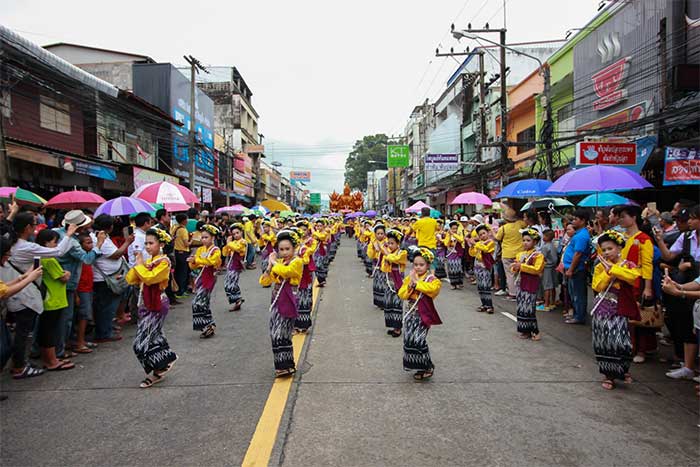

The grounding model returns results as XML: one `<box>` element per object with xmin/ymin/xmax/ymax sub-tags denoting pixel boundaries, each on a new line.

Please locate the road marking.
<box><xmin>500</xmin><ymin>311</ymin><xmax>517</xmax><ymax>322</ymax></box>
<box><xmin>241</xmin><ymin>281</ymin><xmax>320</xmax><ymax>467</ymax></box>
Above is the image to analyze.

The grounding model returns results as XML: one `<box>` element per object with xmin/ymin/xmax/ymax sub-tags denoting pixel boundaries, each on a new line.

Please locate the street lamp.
<box><xmin>452</xmin><ymin>31</ymin><xmax>555</xmax><ymax>181</ymax></box>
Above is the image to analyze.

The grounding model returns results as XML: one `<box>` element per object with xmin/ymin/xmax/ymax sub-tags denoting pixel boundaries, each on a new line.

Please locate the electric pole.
<box><xmin>183</xmin><ymin>55</ymin><xmax>209</xmax><ymax>193</ymax></box>
<box><xmin>0</xmin><ymin>57</ymin><xmax>9</xmax><ymax>186</ymax></box>
<box><xmin>542</xmin><ymin>66</ymin><xmax>554</xmax><ymax>181</ymax></box>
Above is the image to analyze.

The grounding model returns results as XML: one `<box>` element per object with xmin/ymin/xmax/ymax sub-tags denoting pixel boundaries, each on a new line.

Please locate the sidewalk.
<box><xmin>276</xmin><ymin>241</ymin><xmax>698</xmax><ymax>467</ymax></box>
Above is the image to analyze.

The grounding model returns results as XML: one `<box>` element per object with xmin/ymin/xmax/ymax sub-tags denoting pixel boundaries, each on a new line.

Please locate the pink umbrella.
<box><xmin>450</xmin><ymin>192</ymin><xmax>493</xmax><ymax>206</ymax></box>
<box><xmin>45</xmin><ymin>191</ymin><xmax>106</xmax><ymax>209</ymax></box>
<box><xmin>132</xmin><ymin>181</ymin><xmax>198</xmax><ymax>210</ymax></box>
<box><xmin>405</xmin><ymin>201</ymin><xmax>431</xmax><ymax>213</ymax></box>
<box><xmin>215</xmin><ymin>204</ymin><xmax>247</xmax><ymax>214</ymax></box>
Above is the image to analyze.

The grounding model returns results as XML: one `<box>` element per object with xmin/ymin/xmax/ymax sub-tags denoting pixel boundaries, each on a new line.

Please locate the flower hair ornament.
<box><xmin>413</xmin><ymin>246</ymin><xmax>435</xmax><ymax>263</ymax></box>
<box><xmin>386</xmin><ymin>229</ymin><xmax>404</xmax><ymax>243</ymax></box>
<box><xmin>373</xmin><ymin>223</ymin><xmax>386</xmax><ymax>233</ymax></box>
<box><xmin>229</xmin><ymin>222</ymin><xmax>244</xmax><ymax>232</ymax></box>
<box><xmin>276</xmin><ymin>229</ymin><xmax>300</xmax><ymax>247</ymax></box>
<box><xmin>597</xmin><ymin>229</ymin><xmax>626</xmax><ymax>247</ymax></box>
<box><xmin>199</xmin><ymin>224</ymin><xmax>220</xmax><ymax>236</ymax></box>
<box><xmin>520</xmin><ymin>227</ymin><xmax>541</xmax><ymax>241</ymax></box>
<box><xmin>147</xmin><ymin>227</ymin><xmax>172</xmax><ymax>244</ymax></box>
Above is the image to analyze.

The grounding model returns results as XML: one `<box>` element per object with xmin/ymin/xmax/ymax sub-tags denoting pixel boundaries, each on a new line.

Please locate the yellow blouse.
<box><xmin>222</xmin><ymin>239</ymin><xmax>247</xmax><ymax>257</ymax></box>
<box><xmin>126</xmin><ymin>254</ymin><xmax>171</xmax><ymax>289</ymax></box>
<box><xmin>516</xmin><ymin>249</ymin><xmax>545</xmax><ymax>276</ymax></box>
<box><xmin>469</xmin><ymin>240</ymin><xmax>495</xmax><ymax>262</ymax></box>
<box><xmin>259</xmin><ymin>257</ymin><xmax>304</xmax><ymax>287</ymax></box>
<box><xmin>367</xmin><ymin>239</ymin><xmax>385</xmax><ymax>260</ymax></box>
<box><xmin>444</xmin><ymin>232</ymin><xmax>465</xmax><ymax>249</ymax></box>
<box><xmin>381</xmin><ymin>248</ymin><xmax>408</xmax><ymax>273</ymax></box>
<box><xmin>621</xmin><ymin>231</ymin><xmax>654</xmax><ymax>281</ymax></box>
<box><xmin>299</xmin><ymin>239</ymin><xmax>318</xmax><ymax>265</ymax></box>
<box><xmin>188</xmin><ymin>245</ymin><xmax>222</xmax><ymax>270</ymax></box>
<box><xmin>313</xmin><ymin>230</ymin><xmax>328</xmax><ymax>243</ymax></box>
<box><xmin>258</xmin><ymin>232</ymin><xmax>276</xmax><ymax>248</ymax></box>
<box><xmin>398</xmin><ymin>272</ymin><xmax>442</xmax><ymax>300</ymax></box>
<box><xmin>592</xmin><ymin>261</ymin><xmax>641</xmax><ymax>293</ymax></box>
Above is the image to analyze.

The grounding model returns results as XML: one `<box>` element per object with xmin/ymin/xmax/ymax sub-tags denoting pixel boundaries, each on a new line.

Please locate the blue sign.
<box><xmin>73</xmin><ymin>160</ymin><xmax>116</xmax><ymax>181</ymax></box>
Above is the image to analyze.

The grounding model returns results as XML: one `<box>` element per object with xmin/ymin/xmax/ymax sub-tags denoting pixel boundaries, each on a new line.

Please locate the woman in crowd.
<box><xmin>295</xmin><ymin>221</ymin><xmax>317</xmax><ymax>333</ymax></box>
<box><xmin>381</xmin><ymin>228</ymin><xmax>407</xmax><ymax>337</ymax></box>
<box><xmin>313</xmin><ymin>219</ymin><xmax>329</xmax><ymax>287</ymax></box>
<box><xmin>512</xmin><ymin>228</ymin><xmax>545</xmax><ymax>341</ymax></box>
<box><xmin>188</xmin><ymin>224</ymin><xmax>222</xmax><ymax>339</ymax></box>
<box><xmin>260</xmin><ymin>230</ymin><xmax>303</xmax><ymax>377</ymax></box>
<box><xmin>591</xmin><ymin>230</ymin><xmax>639</xmax><ymax>390</ymax></box>
<box><xmin>443</xmin><ymin>220</ymin><xmax>465</xmax><ymax>289</ymax></box>
<box><xmin>469</xmin><ymin>224</ymin><xmax>496</xmax><ymax>313</ymax></box>
<box><xmin>126</xmin><ymin>227</ymin><xmax>178</xmax><ymax>388</ymax></box>
<box><xmin>222</xmin><ymin>223</ymin><xmax>247</xmax><ymax>311</ymax></box>
<box><xmin>368</xmin><ymin>223</ymin><xmax>388</xmax><ymax>309</ymax></box>
<box><xmin>398</xmin><ymin>247</ymin><xmax>442</xmax><ymax>380</ymax></box>
<box><xmin>258</xmin><ymin>220</ymin><xmax>276</xmax><ymax>273</ymax></box>
<box><xmin>434</xmin><ymin>219</ymin><xmax>447</xmax><ymax>280</ymax></box>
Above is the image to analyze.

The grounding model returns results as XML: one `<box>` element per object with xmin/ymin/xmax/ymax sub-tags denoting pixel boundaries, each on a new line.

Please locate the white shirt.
<box><xmin>90</xmin><ymin>234</ymin><xmax>121</xmax><ymax>281</ymax></box>
<box><xmin>9</xmin><ymin>236</ymin><xmax>73</xmax><ymax>272</ymax></box>
<box><xmin>127</xmin><ymin>228</ymin><xmax>150</xmax><ymax>267</ymax></box>
<box><xmin>670</xmin><ymin>229</ymin><xmax>700</xmax><ymax>262</ymax></box>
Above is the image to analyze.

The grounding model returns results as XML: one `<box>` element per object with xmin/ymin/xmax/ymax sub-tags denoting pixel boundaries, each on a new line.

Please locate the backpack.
<box><xmin>670</xmin><ymin>231</ymin><xmax>699</xmax><ymax>284</ymax></box>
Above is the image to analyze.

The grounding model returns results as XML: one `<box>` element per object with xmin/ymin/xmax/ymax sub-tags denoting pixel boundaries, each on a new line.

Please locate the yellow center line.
<box><xmin>241</xmin><ymin>281</ymin><xmax>320</xmax><ymax>467</ymax></box>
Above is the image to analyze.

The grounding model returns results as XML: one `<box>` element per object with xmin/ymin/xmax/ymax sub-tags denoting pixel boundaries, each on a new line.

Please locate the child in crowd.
<box><xmin>35</xmin><ymin>229</ymin><xmax>74</xmax><ymax>371</ymax></box>
<box><xmin>512</xmin><ymin>228</ymin><xmax>545</xmax><ymax>341</ymax></box>
<box><xmin>469</xmin><ymin>224</ymin><xmax>495</xmax><ymax>314</ymax></box>
<box><xmin>295</xmin><ymin>221</ymin><xmax>317</xmax><ymax>333</ymax></box>
<box><xmin>260</xmin><ymin>230</ymin><xmax>303</xmax><ymax>377</ymax></box>
<box><xmin>222</xmin><ymin>223</ymin><xmax>247</xmax><ymax>311</ymax></box>
<box><xmin>381</xmin><ymin>229</ymin><xmax>407</xmax><ymax>337</ymax></box>
<box><xmin>444</xmin><ymin>221</ymin><xmax>465</xmax><ymax>289</ymax></box>
<box><xmin>126</xmin><ymin>227</ymin><xmax>178</xmax><ymax>388</ymax></box>
<box><xmin>539</xmin><ymin>229</ymin><xmax>559</xmax><ymax>312</ymax></box>
<box><xmin>367</xmin><ymin>223</ymin><xmax>388</xmax><ymax>309</ymax></box>
<box><xmin>591</xmin><ymin>230</ymin><xmax>639</xmax><ymax>390</ymax></box>
<box><xmin>398</xmin><ymin>247</ymin><xmax>442</xmax><ymax>381</ymax></box>
<box><xmin>188</xmin><ymin>224</ymin><xmax>222</xmax><ymax>338</ymax></box>
<box><xmin>74</xmin><ymin>232</ymin><xmax>97</xmax><ymax>354</ymax></box>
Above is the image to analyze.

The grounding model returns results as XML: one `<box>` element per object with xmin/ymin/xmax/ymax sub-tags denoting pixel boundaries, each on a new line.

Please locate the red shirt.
<box><xmin>77</xmin><ymin>263</ymin><xmax>94</xmax><ymax>293</ymax></box>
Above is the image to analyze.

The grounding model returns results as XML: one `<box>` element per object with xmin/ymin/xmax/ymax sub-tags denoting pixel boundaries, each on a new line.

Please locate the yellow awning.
<box><xmin>261</xmin><ymin>199</ymin><xmax>291</xmax><ymax>212</ymax></box>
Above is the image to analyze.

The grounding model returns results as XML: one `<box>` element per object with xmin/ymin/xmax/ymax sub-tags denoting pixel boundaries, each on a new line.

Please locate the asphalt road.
<box><xmin>1</xmin><ymin>240</ymin><xmax>698</xmax><ymax>467</ymax></box>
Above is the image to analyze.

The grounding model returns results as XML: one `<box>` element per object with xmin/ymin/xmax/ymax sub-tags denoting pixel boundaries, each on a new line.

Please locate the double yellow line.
<box><xmin>241</xmin><ymin>282</ymin><xmax>320</xmax><ymax>466</ymax></box>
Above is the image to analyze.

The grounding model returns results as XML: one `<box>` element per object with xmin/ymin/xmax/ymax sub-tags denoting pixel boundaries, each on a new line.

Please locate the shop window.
<box><xmin>516</xmin><ymin>125</ymin><xmax>536</xmax><ymax>154</ymax></box>
<box><xmin>39</xmin><ymin>95</ymin><xmax>71</xmax><ymax>134</ymax></box>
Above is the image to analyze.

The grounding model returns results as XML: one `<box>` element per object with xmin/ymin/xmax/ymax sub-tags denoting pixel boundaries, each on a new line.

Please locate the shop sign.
<box><xmin>290</xmin><ymin>171</ymin><xmax>311</xmax><ymax>182</ymax></box>
<box><xmin>310</xmin><ymin>193</ymin><xmax>321</xmax><ymax>205</ymax></box>
<box><xmin>63</xmin><ymin>157</ymin><xmax>117</xmax><ymax>181</ymax></box>
<box><xmin>244</xmin><ymin>144</ymin><xmax>264</xmax><ymax>154</ymax></box>
<box><xmin>575</xmin><ymin>142</ymin><xmax>637</xmax><ymax>166</ymax></box>
<box><xmin>425</xmin><ymin>153</ymin><xmax>459</xmax><ymax>171</ymax></box>
<box><xmin>592</xmin><ymin>57</ymin><xmax>631</xmax><ymax>111</ymax></box>
<box><xmin>663</xmin><ymin>147</ymin><xmax>700</xmax><ymax>186</ymax></box>
<box><xmin>386</xmin><ymin>145</ymin><xmax>410</xmax><ymax>168</ymax></box>
<box><xmin>133</xmin><ymin>167</ymin><xmax>179</xmax><ymax>189</ymax></box>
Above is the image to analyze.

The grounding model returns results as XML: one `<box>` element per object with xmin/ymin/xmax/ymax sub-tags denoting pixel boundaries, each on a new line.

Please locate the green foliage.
<box><xmin>344</xmin><ymin>134</ymin><xmax>389</xmax><ymax>190</ymax></box>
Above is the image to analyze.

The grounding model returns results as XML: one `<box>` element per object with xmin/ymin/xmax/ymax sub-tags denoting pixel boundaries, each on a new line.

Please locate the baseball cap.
<box><xmin>460</xmin><ymin>216</ymin><xmax>469</xmax><ymax>222</ymax></box>
<box><xmin>674</xmin><ymin>209</ymin><xmax>690</xmax><ymax>221</ymax></box>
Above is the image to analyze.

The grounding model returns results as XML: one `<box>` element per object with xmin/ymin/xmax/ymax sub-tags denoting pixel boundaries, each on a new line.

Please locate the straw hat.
<box><xmin>503</xmin><ymin>208</ymin><xmax>519</xmax><ymax>222</ymax></box>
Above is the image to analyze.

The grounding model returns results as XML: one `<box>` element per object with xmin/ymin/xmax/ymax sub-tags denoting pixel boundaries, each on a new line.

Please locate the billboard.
<box><xmin>663</xmin><ymin>147</ymin><xmax>700</xmax><ymax>186</ymax></box>
<box><xmin>132</xmin><ymin>167</ymin><xmax>179</xmax><ymax>189</ymax></box>
<box><xmin>575</xmin><ymin>142</ymin><xmax>637</xmax><ymax>166</ymax></box>
<box><xmin>425</xmin><ymin>153</ymin><xmax>460</xmax><ymax>171</ymax></box>
<box><xmin>290</xmin><ymin>171</ymin><xmax>311</xmax><ymax>182</ymax></box>
<box><xmin>310</xmin><ymin>193</ymin><xmax>321</xmax><ymax>205</ymax></box>
<box><xmin>387</xmin><ymin>145</ymin><xmax>410</xmax><ymax>168</ymax></box>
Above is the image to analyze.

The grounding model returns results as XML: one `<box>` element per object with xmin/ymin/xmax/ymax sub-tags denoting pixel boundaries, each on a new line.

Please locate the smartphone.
<box><xmin>33</xmin><ymin>256</ymin><xmax>40</xmax><ymax>269</ymax></box>
<box><xmin>128</xmin><ymin>225</ymin><xmax>134</xmax><ymax>235</ymax></box>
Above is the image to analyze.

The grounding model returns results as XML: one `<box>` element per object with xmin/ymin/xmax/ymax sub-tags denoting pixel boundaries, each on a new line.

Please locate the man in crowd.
<box><xmin>127</xmin><ymin>212</ymin><xmax>153</xmax><ymax>266</ymax></box>
<box><xmin>562</xmin><ymin>209</ymin><xmax>591</xmax><ymax>325</ymax></box>
<box><xmin>413</xmin><ymin>207</ymin><xmax>438</xmax><ymax>251</ymax></box>
<box><xmin>171</xmin><ymin>213</ymin><xmax>190</xmax><ymax>298</ymax></box>
<box><xmin>495</xmin><ymin>208</ymin><xmax>526</xmax><ymax>299</ymax></box>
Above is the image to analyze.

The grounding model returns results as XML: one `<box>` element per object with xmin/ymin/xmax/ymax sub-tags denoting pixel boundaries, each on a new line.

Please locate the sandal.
<box><xmin>155</xmin><ymin>357</ymin><xmax>178</xmax><ymax>378</ymax></box>
<box><xmin>486</xmin><ymin>308</ymin><xmax>494</xmax><ymax>314</ymax></box>
<box><xmin>73</xmin><ymin>346</ymin><xmax>93</xmax><ymax>354</ymax></box>
<box><xmin>12</xmin><ymin>365</ymin><xmax>45</xmax><ymax>379</ymax></box>
<box><xmin>531</xmin><ymin>333</ymin><xmax>542</xmax><ymax>341</ymax></box>
<box><xmin>601</xmin><ymin>379</ymin><xmax>615</xmax><ymax>390</ymax></box>
<box><xmin>388</xmin><ymin>329</ymin><xmax>401</xmax><ymax>338</ymax></box>
<box><xmin>275</xmin><ymin>368</ymin><xmax>296</xmax><ymax>378</ymax></box>
<box><xmin>623</xmin><ymin>373</ymin><xmax>633</xmax><ymax>384</ymax></box>
<box><xmin>44</xmin><ymin>360</ymin><xmax>75</xmax><ymax>371</ymax></box>
<box><xmin>139</xmin><ymin>374</ymin><xmax>163</xmax><ymax>388</ymax></box>
<box><xmin>200</xmin><ymin>326</ymin><xmax>216</xmax><ymax>339</ymax></box>
<box><xmin>414</xmin><ymin>370</ymin><xmax>434</xmax><ymax>380</ymax></box>
<box><xmin>518</xmin><ymin>333</ymin><xmax>531</xmax><ymax>339</ymax></box>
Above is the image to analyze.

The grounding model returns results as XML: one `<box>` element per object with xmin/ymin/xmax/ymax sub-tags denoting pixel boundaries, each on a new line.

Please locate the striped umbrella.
<box><xmin>132</xmin><ymin>181</ymin><xmax>197</xmax><ymax>210</ymax></box>
<box><xmin>94</xmin><ymin>197</ymin><xmax>155</xmax><ymax>217</ymax></box>
<box><xmin>0</xmin><ymin>187</ymin><xmax>47</xmax><ymax>206</ymax></box>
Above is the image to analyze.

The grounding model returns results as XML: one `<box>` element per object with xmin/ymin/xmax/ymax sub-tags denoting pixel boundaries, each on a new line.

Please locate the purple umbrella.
<box><xmin>365</xmin><ymin>210</ymin><xmax>377</xmax><ymax>218</ymax></box>
<box><xmin>547</xmin><ymin>166</ymin><xmax>652</xmax><ymax>195</ymax></box>
<box><xmin>94</xmin><ymin>196</ymin><xmax>155</xmax><ymax>217</ymax></box>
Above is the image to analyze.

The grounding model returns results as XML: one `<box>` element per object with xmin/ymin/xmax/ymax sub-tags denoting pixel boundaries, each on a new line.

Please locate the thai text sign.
<box><xmin>575</xmin><ymin>142</ymin><xmax>637</xmax><ymax>166</ymax></box>
<box><xmin>386</xmin><ymin>145</ymin><xmax>410</xmax><ymax>168</ymax></box>
<box><xmin>290</xmin><ymin>171</ymin><xmax>311</xmax><ymax>182</ymax></box>
<box><xmin>663</xmin><ymin>147</ymin><xmax>700</xmax><ymax>186</ymax></box>
<box><xmin>310</xmin><ymin>193</ymin><xmax>321</xmax><ymax>205</ymax></box>
<box><xmin>425</xmin><ymin>153</ymin><xmax>459</xmax><ymax>171</ymax></box>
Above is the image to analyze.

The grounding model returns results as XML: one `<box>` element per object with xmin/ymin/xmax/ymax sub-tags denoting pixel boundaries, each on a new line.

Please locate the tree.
<box><xmin>344</xmin><ymin>134</ymin><xmax>389</xmax><ymax>191</ymax></box>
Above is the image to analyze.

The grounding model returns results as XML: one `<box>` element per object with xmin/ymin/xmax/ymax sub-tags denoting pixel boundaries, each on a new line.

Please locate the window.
<box><xmin>516</xmin><ymin>125</ymin><xmax>536</xmax><ymax>154</ymax></box>
<box><xmin>39</xmin><ymin>95</ymin><xmax>71</xmax><ymax>134</ymax></box>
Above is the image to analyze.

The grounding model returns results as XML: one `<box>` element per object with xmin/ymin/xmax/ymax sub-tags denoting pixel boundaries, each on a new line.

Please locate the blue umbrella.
<box><xmin>495</xmin><ymin>179</ymin><xmax>558</xmax><ymax>199</ymax></box>
<box><xmin>578</xmin><ymin>192</ymin><xmax>637</xmax><ymax>207</ymax></box>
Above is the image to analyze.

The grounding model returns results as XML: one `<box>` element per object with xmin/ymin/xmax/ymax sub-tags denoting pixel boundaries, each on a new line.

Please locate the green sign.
<box><xmin>386</xmin><ymin>145</ymin><xmax>410</xmax><ymax>168</ymax></box>
<box><xmin>310</xmin><ymin>193</ymin><xmax>321</xmax><ymax>205</ymax></box>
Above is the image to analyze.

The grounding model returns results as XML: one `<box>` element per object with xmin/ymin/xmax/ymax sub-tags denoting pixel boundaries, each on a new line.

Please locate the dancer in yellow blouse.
<box><xmin>380</xmin><ymin>229</ymin><xmax>408</xmax><ymax>337</ymax></box>
<box><xmin>260</xmin><ymin>230</ymin><xmax>304</xmax><ymax>377</ymax></box>
<box><xmin>313</xmin><ymin>219</ymin><xmax>330</xmax><ymax>286</ymax></box>
<box><xmin>126</xmin><ymin>227</ymin><xmax>178</xmax><ymax>388</ymax></box>
<box><xmin>188</xmin><ymin>224</ymin><xmax>222</xmax><ymax>338</ymax></box>
<box><xmin>294</xmin><ymin>221</ymin><xmax>317</xmax><ymax>333</ymax></box>
<box><xmin>469</xmin><ymin>224</ymin><xmax>496</xmax><ymax>313</ymax></box>
<box><xmin>222</xmin><ymin>223</ymin><xmax>247</xmax><ymax>311</ymax></box>
<box><xmin>444</xmin><ymin>221</ymin><xmax>466</xmax><ymax>289</ymax></box>
<box><xmin>258</xmin><ymin>221</ymin><xmax>277</xmax><ymax>273</ymax></box>
<box><xmin>398</xmin><ymin>247</ymin><xmax>442</xmax><ymax>380</ymax></box>
<box><xmin>511</xmin><ymin>228</ymin><xmax>545</xmax><ymax>340</ymax></box>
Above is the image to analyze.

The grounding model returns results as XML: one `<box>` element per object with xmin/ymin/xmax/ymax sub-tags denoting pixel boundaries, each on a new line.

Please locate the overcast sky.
<box><xmin>4</xmin><ymin>0</ymin><xmax>600</xmax><ymax>197</ymax></box>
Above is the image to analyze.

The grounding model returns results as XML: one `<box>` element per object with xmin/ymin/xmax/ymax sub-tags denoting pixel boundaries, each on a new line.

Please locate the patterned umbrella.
<box><xmin>132</xmin><ymin>181</ymin><xmax>198</xmax><ymax>210</ymax></box>
<box><xmin>46</xmin><ymin>191</ymin><xmax>106</xmax><ymax>209</ymax></box>
<box><xmin>94</xmin><ymin>197</ymin><xmax>155</xmax><ymax>217</ymax></box>
<box><xmin>0</xmin><ymin>187</ymin><xmax>47</xmax><ymax>206</ymax></box>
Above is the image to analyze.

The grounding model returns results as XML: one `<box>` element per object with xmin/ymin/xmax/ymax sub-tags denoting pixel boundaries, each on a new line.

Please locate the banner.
<box><xmin>133</xmin><ymin>167</ymin><xmax>179</xmax><ymax>190</ymax></box>
<box><xmin>663</xmin><ymin>147</ymin><xmax>700</xmax><ymax>186</ymax></box>
<box><xmin>310</xmin><ymin>193</ymin><xmax>321</xmax><ymax>205</ymax></box>
<box><xmin>575</xmin><ymin>142</ymin><xmax>637</xmax><ymax>166</ymax></box>
<box><xmin>290</xmin><ymin>171</ymin><xmax>311</xmax><ymax>182</ymax></box>
<box><xmin>386</xmin><ymin>145</ymin><xmax>410</xmax><ymax>168</ymax></box>
<box><xmin>425</xmin><ymin>153</ymin><xmax>459</xmax><ymax>171</ymax></box>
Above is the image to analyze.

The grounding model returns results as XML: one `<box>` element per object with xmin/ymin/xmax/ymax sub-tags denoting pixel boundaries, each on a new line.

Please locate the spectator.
<box><xmin>91</xmin><ymin>214</ymin><xmax>133</xmax><ymax>343</ymax></box>
<box><xmin>171</xmin><ymin>213</ymin><xmax>190</xmax><ymax>299</ymax></box>
<box><xmin>155</xmin><ymin>208</ymin><xmax>178</xmax><ymax>305</ymax></box>
<box><xmin>562</xmin><ymin>209</ymin><xmax>591</xmax><ymax>324</ymax></box>
<box><xmin>128</xmin><ymin>212</ymin><xmax>153</xmax><ymax>266</ymax></box>
<box><xmin>74</xmin><ymin>233</ymin><xmax>96</xmax><ymax>354</ymax></box>
<box><xmin>413</xmin><ymin>207</ymin><xmax>438</xmax><ymax>250</ymax></box>
<box><xmin>658</xmin><ymin>211</ymin><xmax>680</xmax><ymax>247</ymax></box>
<box><xmin>495</xmin><ymin>208</ymin><xmax>526</xmax><ymax>300</ymax></box>
<box><xmin>539</xmin><ymin>229</ymin><xmax>558</xmax><ymax>312</ymax></box>
<box><xmin>594</xmin><ymin>209</ymin><xmax>610</xmax><ymax>235</ymax></box>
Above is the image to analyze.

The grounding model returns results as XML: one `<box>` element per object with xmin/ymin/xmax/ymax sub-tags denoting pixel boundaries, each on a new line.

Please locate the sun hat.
<box><xmin>61</xmin><ymin>210</ymin><xmax>92</xmax><ymax>228</ymax></box>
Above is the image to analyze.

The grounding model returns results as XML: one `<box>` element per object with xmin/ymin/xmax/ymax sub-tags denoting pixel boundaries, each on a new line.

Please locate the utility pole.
<box><xmin>183</xmin><ymin>55</ymin><xmax>208</xmax><ymax>193</ymax></box>
<box><xmin>542</xmin><ymin>66</ymin><xmax>554</xmax><ymax>181</ymax></box>
<box><xmin>0</xmin><ymin>58</ymin><xmax>9</xmax><ymax>187</ymax></box>
<box><xmin>478</xmin><ymin>51</ymin><xmax>487</xmax><ymax>160</ymax></box>
<box><xmin>499</xmin><ymin>29</ymin><xmax>508</xmax><ymax>173</ymax></box>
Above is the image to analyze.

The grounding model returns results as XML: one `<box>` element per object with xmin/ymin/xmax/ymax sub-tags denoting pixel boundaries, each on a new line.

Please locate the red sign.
<box><xmin>664</xmin><ymin>147</ymin><xmax>700</xmax><ymax>186</ymax></box>
<box><xmin>576</xmin><ymin>142</ymin><xmax>637</xmax><ymax>166</ymax></box>
<box><xmin>592</xmin><ymin>57</ymin><xmax>631</xmax><ymax>111</ymax></box>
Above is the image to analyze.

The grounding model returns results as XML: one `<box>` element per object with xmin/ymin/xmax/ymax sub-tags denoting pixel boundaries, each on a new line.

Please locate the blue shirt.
<box><xmin>562</xmin><ymin>227</ymin><xmax>590</xmax><ymax>272</ymax></box>
<box><xmin>54</xmin><ymin>227</ymin><xmax>101</xmax><ymax>291</ymax></box>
